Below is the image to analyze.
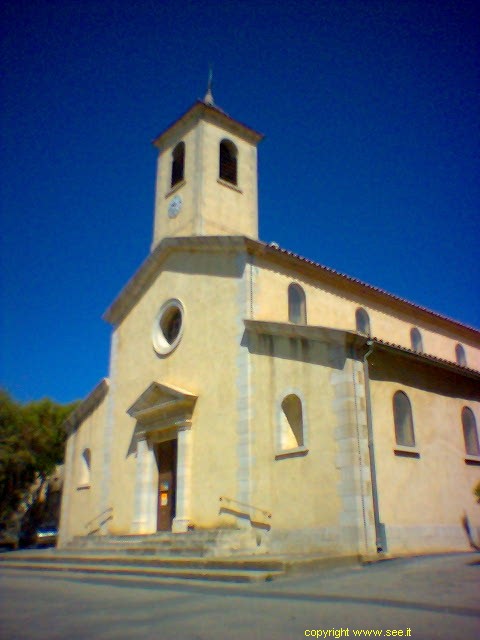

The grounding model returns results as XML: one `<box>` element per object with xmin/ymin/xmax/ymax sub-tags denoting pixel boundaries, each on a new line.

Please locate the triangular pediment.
<box><xmin>127</xmin><ymin>381</ymin><xmax>197</xmax><ymax>426</ymax></box>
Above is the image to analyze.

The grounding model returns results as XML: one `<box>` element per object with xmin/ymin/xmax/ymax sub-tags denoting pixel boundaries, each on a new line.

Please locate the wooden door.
<box><xmin>155</xmin><ymin>439</ymin><xmax>177</xmax><ymax>531</ymax></box>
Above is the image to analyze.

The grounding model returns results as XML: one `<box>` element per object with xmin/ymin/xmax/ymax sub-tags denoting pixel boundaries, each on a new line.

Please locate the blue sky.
<box><xmin>1</xmin><ymin>0</ymin><xmax>479</xmax><ymax>404</ymax></box>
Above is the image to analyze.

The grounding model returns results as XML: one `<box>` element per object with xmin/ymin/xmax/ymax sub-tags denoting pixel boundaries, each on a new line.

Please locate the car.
<box><xmin>35</xmin><ymin>525</ymin><xmax>58</xmax><ymax>548</ymax></box>
<box><xmin>0</xmin><ymin>524</ymin><xmax>19</xmax><ymax>551</ymax></box>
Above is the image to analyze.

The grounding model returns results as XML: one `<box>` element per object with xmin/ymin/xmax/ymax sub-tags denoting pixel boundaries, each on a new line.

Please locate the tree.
<box><xmin>0</xmin><ymin>389</ymin><xmax>78</xmax><ymax>522</ymax></box>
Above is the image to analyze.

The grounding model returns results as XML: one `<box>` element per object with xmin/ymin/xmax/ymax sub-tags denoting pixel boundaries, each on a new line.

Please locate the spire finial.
<box><xmin>204</xmin><ymin>64</ymin><xmax>214</xmax><ymax>105</ymax></box>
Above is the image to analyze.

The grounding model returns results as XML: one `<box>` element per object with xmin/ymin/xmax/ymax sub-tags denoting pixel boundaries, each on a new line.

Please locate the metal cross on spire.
<box><xmin>204</xmin><ymin>64</ymin><xmax>214</xmax><ymax>106</ymax></box>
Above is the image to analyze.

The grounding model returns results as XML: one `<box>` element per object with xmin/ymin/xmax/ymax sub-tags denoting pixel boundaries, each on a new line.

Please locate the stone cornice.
<box><xmin>152</xmin><ymin>101</ymin><xmax>264</xmax><ymax>150</ymax></box>
<box><xmin>103</xmin><ymin>234</ymin><xmax>480</xmax><ymax>344</ymax></box>
<box><xmin>244</xmin><ymin>319</ymin><xmax>360</xmax><ymax>347</ymax></box>
<box><xmin>244</xmin><ymin>319</ymin><xmax>480</xmax><ymax>380</ymax></box>
<box><xmin>103</xmin><ymin>236</ymin><xmax>250</xmax><ymax>326</ymax></box>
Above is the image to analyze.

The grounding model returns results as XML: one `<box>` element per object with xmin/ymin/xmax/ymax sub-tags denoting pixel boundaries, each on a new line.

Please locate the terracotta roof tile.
<box><xmin>257</xmin><ymin>240</ymin><xmax>479</xmax><ymax>336</ymax></box>
<box><xmin>371</xmin><ymin>336</ymin><xmax>480</xmax><ymax>377</ymax></box>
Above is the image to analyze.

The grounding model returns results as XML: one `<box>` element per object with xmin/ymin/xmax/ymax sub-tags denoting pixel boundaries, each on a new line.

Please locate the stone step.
<box><xmin>71</xmin><ymin>539</ymin><xmax>218</xmax><ymax>549</ymax></box>
<box><xmin>74</xmin><ymin>531</ymin><xmax>223</xmax><ymax>542</ymax></box>
<box><xmin>0</xmin><ymin>549</ymin><xmax>360</xmax><ymax>583</ymax></box>
<box><xmin>0</xmin><ymin>560</ymin><xmax>278</xmax><ymax>583</ymax></box>
<box><xmin>0</xmin><ymin>551</ymin><xmax>285</xmax><ymax>583</ymax></box>
<box><xmin>70</xmin><ymin>546</ymin><xmax>211</xmax><ymax>557</ymax></box>
<box><xmin>66</xmin><ymin>530</ymin><xmax>249</xmax><ymax>556</ymax></box>
<box><xmin>70</xmin><ymin>531</ymin><xmax>234</xmax><ymax>545</ymax></box>
<box><xmin>0</xmin><ymin>551</ymin><xmax>285</xmax><ymax>571</ymax></box>
<box><xmin>70</xmin><ymin>540</ymin><xmax>216</xmax><ymax>554</ymax></box>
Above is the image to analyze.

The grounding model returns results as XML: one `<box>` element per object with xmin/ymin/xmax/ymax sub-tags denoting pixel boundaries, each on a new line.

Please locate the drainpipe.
<box><xmin>363</xmin><ymin>339</ymin><xmax>386</xmax><ymax>553</ymax></box>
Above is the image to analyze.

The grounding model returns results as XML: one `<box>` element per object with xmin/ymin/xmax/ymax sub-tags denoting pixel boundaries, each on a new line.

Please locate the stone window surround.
<box><xmin>170</xmin><ymin>141</ymin><xmax>185</xmax><ymax>189</ymax></box>
<box><xmin>219</xmin><ymin>138</ymin><xmax>238</xmax><ymax>186</ymax></box>
<box><xmin>394</xmin><ymin>444</ymin><xmax>420</xmax><ymax>458</ymax></box>
<box><xmin>275</xmin><ymin>388</ymin><xmax>309</xmax><ymax>459</ymax></box>
<box><xmin>77</xmin><ymin>447</ymin><xmax>91</xmax><ymax>489</ymax></box>
<box><xmin>410</xmin><ymin>327</ymin><xmax>423</xmax><ymax>353</ymax></box>
<box><xmin>355</xmin><ymin>307</ymin><xmax>371</xmax><ymax>336</ymax></box>
<box><xmin>462</xmin><ymin>406</ymin><xmax>480</xmax><ymax>458</ymax></box>
<box><xmin>288</xmin><ymin>282</ymin><xmax>307</xmax><ymax>325</ymax></box>
<box><xmin>165</xmin><ymin>179</ymin><xmax>185</xmax><ymax>199</ymax></box>
<box><xmin>217</xmin><ymin>177</ymin><xmax>242</xmax><ymax>193</ymax></box>
<box><xmin>455</xmin><ymin>343</ymin><xmax>467</xmax><ymax>367</ymax></box>
<box><xmin>392</xmin><ymin>390</ymin><xmax>416</xmax><ymax>449</ymax></box>
<box><xmin>152</xmin><ymin>298</ymin><xmax>185</xmax><ymax>356</ymax></box>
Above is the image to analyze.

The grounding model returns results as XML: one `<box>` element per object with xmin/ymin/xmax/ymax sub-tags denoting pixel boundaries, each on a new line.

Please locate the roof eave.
<box><xmin>103</xmin><ymin>236</ymin><xmax>250</xmax><ymax>326</ymax></box>
<box><xmin>371</xmin><ymin>339</ymin><xmax>480</xmax><ymax>381</ymax></box>
<box><xmin>63</xmin><ymin>378</ymin><xmax>109</xmax><ymax>434</ymax></box>
<box><xmin>152</xmin><ymin>101</ymin><xmax>264</xmax><ymax>149</ymax></box>
<box><xmin>104</xmin><ymin>234</ymin><xmax>480</xmax><ymax>340</ymax></box>
<box><xmin>244</xmin><ymin>239</ymin><xmax>480</xmax><ymax>341</ymax></box>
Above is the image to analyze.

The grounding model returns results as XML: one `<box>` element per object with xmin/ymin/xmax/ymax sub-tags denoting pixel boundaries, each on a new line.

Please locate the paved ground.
<box><xmin>0</xmin><ymin>552</ymin><xmax>479</xmax><ymax>640</ymax></box>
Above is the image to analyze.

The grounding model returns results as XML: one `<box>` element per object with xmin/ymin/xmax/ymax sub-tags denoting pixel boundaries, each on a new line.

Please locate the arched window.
<box><xmin>455</xmin><ymin>344</ymin><xmax>467</xmax><ymax>367</ymax></box>
<box><xmin>280</xmin><ymin>394</ymin><xmax>304</xmax><ymax>449</ymax></box>
<box><xmin>219</xmin><ymin>139</ymin><xmax>237</xmax><ymax>185</ymax></box>
<box><xmin>393</xmin><ymin>391</ymin><xmax>415</xmax><ymax>447</ymax></box>
<box><xmin>171</xmin><ymin>142</ymin><xmax>185</xmax><ymax>188</ymax></box>
<box><xmin>80</xmin><ymin>448</ymin><xmax>91</xmax><ymax>486</ymax></box>
<box><xmin>355</xmin><ymin>307</ymin><xmax>371</xmax><ymax>335</ymax></box>
<box><xmin>410</xmin><ymin>328</ymin><xmax>423</xmax><ymax>352</ymax></box>
<box><xmin>462</xmin><ymin>407</ymin><xmax>479</xmax><ymax>456</ymax></box>
<box><xmin>288</xmin><ymin>283</ymin><xmax>306</xmax><ymax>324</ymax></box>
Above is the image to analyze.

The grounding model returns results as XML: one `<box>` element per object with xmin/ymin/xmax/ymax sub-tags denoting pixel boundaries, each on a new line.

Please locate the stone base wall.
<box><xmin>385</xmin><ymin>524</ymin><xmax>477</xmax><ymax>554</ymax></box>
<box><xmin>260</xmin><ymin>526</ymin><xmax>360</xmax><ymax>556</ymax></box>
<box><xmin>237</xmin><ymin>523</ymin><xmax>480</xmax><ymax>557</ymax></box>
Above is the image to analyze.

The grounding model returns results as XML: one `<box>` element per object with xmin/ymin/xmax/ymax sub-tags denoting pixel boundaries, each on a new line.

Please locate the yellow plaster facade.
<box><xmin>60</xmin><ymin>380</ymin><xmax>109</xmax><ymax>538</ymax></box>
<box><xmin>59</xmin><ymin>98</ymin><xmax>480</xmax><ymax>557</ymax></box>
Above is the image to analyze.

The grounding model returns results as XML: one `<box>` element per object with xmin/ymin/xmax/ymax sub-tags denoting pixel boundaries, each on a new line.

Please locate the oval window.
<box><xmin>152</xmin><ymin>299</ymin><xmax>184</xmax><ymax>355</ymax></box>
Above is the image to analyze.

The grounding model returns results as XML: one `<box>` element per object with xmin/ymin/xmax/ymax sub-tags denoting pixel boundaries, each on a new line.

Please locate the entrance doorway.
<box><xmin>155</xmin><ymin>439</ymin><xmax>177</xmax><ymax>531</ymax></box>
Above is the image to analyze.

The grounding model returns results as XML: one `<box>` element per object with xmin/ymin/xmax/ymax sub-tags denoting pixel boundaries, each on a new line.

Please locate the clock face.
<box><xmin>168</xmin><ymin>195</ymin><xmax>182</xmax><ymax>218</ymax></box>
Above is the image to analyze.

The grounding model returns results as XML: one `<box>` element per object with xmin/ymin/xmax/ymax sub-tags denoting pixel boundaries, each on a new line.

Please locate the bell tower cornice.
<box><xmin>152</xmin><ymin>100</ymin><xmax>264</xmax><ymax>150</ymax></box>
<box><xmin>150</xmin><ymin>97</ymin><xmax>264</xmax><ymax>250</ymax></box>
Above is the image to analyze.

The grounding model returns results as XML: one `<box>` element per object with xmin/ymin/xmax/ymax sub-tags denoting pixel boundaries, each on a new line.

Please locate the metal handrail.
<box><xmin>85</xmin><ymin>507</ymin><xmax>113</xmax><ymax>530</ymax></box>
<box><xmin>219</xmin><ymin>496</ymin><xmax>271</xmax><ymax>519</ymax></box>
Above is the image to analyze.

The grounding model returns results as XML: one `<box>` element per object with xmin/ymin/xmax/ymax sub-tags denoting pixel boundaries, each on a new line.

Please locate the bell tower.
<box><xmin>151</xmin><ymin>88</ymin><xmax>264</xmax><ymax>250</ymax></box>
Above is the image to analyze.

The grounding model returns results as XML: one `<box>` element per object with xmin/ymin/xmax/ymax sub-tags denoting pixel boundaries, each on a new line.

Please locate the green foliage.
<box><xmin>0</xmin><ymin>389</ymin><xmax>78</xmax><ymax>521</ymax></box>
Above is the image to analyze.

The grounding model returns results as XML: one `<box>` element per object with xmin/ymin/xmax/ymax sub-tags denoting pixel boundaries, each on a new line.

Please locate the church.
<box><xmin>59</xmin><ymin>89</ymin><xmax>480</xmax><ymax>558</ymax></box>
